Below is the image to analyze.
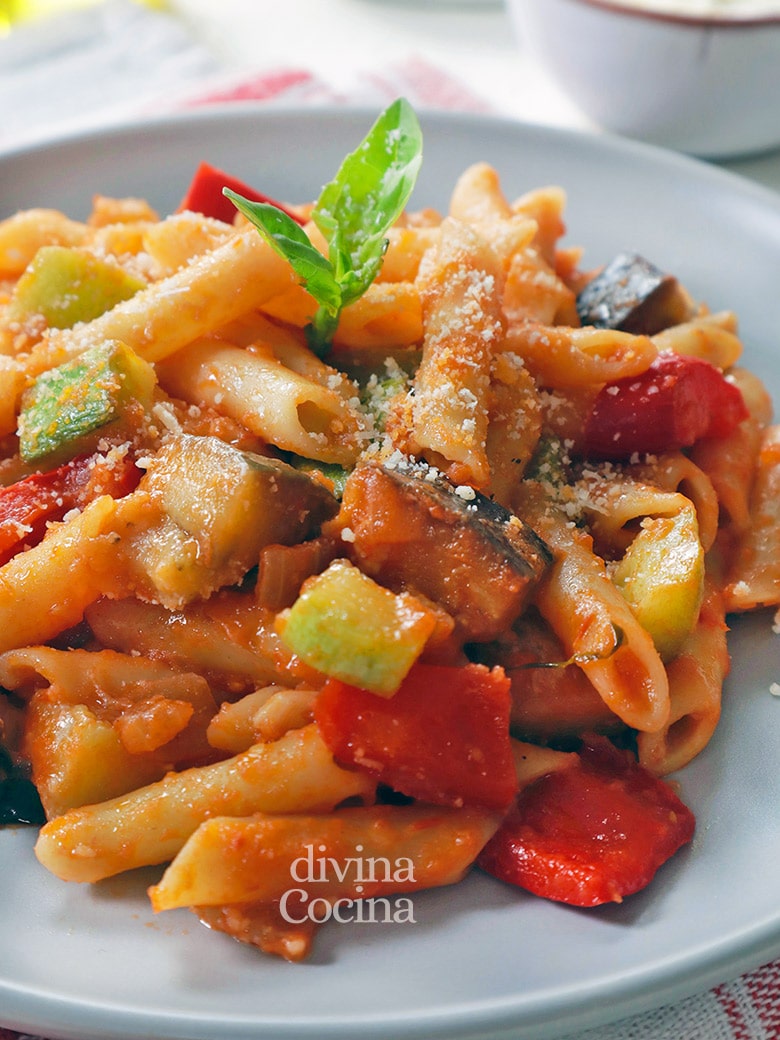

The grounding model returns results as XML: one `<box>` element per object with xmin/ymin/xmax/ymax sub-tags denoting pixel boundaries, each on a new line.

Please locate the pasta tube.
<box><xmin>409</xmin><ymin>217</ymin><xmax>505</xmax><ymax>488</ymax></box>
<box><xmin>516</xmin><ymin>483</ymin><xmax>670</xmax><ymax>733</ymax></box>
<box><xmin>149</xmin><ymin>803</ymin><xmax>500</xmax><ymax>911</ymax></box>
<box><xmin>156</xmin><ymin>339</ymin><xmax>368</xmax><ymax>466</ymax></box>
<box><xmin>34</xmin><ymin>724</ymin><xmax>376</xmax><ymax>884</ymax></box>
<box><xmin>504</xmin><ymin>322</ymin><xmax>657</xmax><ymax>388</ymax></box>
<box><xmin>24</xmin><ymin>227</ymin><xmax>297</xmax><ymax>375</ymax></box>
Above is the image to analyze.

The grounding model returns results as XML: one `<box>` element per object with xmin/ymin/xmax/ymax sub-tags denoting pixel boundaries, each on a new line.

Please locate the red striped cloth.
<box><xmin>581</xmin><ymin>961</ymin><xmax>780</xmax><ymax>1039</ymax></box>
<box><xmin>162</xmin><ymin>53</ymin><xmax>495</xmax><ymax>114</ymax></box>
<box><xmin>3</xmin><ymin>961</ymin><xmax>780</xmax><ymax>1040</ymax></box>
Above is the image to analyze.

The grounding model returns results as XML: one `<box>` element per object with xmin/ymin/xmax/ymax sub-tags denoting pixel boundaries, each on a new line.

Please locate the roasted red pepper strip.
<box><xmin>477</xmin><ymin>736</ymin><xmax>695</xmax><ymax>906</ymax></box>
<box><xmin>314</xmin><ymin>662</ymin><xmax>518</xmax><ymax>811</ymax></box>
<box><xmin>177</xmin><ymin>161</ymin><xmax>306</xmax><ymax>226</ymax></box>
<box><xmin>0</xmin><ymin>451</ymin><xmax>140</xmax><ymax>567</ymax></box>
<box><xmin>583</xmin><ymin>351</ymin><xmax>748</xmax><ymax>459</ymax></box>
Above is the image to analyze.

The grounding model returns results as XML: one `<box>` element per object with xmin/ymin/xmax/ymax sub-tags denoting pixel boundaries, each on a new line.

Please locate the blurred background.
<box><xmin>1</xmin><ymin>0</ymin><xmax>780</xmax><ymax>189</ymax></box>
<box><xmin>1</xmin><ymin>0</ymin><xmax>777</xmax><ymax>193</ymax></box>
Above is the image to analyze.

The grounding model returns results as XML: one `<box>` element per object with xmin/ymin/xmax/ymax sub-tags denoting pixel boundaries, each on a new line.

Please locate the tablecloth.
<box><xmin>1</xmin><ymin>2</ymin><xmax>779</xmax><ymax>1038</ymax></box>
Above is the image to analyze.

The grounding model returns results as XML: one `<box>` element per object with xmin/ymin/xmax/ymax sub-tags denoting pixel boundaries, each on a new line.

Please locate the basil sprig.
<box><xmin>224</xmin><ymin>97</ymin><xmax>423</xmax><ymax>353</ymax></box>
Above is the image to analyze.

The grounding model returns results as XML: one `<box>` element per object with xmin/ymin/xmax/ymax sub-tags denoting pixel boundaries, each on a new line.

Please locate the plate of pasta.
<box><xmin>0</xmin><ymin>102</ymin><xmax>780</xmax><ymax>1040</ymax></box>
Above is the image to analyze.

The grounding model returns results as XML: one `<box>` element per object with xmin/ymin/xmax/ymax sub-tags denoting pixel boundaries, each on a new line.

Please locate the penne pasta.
<box><xmin>262</xmin><ymin>279</ymin><xmax>424</xmax><ymax>352</ymax></box>
<box><xmin>206</xmin><ymin>685</ymin><xmax>317</xmax><ymax>752</ymax></box>
<box><xmin>149</xmin><ymin>803</ymin><xmax>499</xmax><ymax>912</ymax></box>
<box><xmin>156</xmin><ymin>338</ymin><xmax>369</xmax><ymax>465</ymax></box>
<box><xmin>0</xmin><ymin>208</ymin><xmax>86</xmax><ymax>278</ymax></box>
<box><xmin>502</xmin><ymin>247</ymin><xmax>580</xmax><ymax>327</ymax></box>
<box><xmin>24</xmin><ymin>227</ymin><xmax>297</xmax><ymax>377</ymax></box>
<box><xmin>724</xmin><ymin>424</ymin><xmax>780</xmax><ymax>611</ymax></box>
<box><xmin>0</xmin><ymin>495</ymin><xmax>125</xmax><ymax>653</ymax></box>
<box><xmin>34</xmin><ymin>724</ymin><xmax>376</xmax><ymax>883</ymax></box>
<box><xmin>690</xmin><ymin>366</ymin><xmax>773</xmax><ymax>535</ymax></box>
<box><xmin>504</xmin><ymin>321</ymin><xmax>657</xmax><ymax>388</ymax></box>
<box><xmin>576</xmin><ymin>471</ymin><xmax>707</xmax><ymax>556</ymax></box>
<box><xmin>406</xmin><ymin>217</ymin><xmax>505</xmax><ymax>487</ymax></box>
<box><xmin>511</xmin><ymin>184</ymin><xmax>568</xmax><ymax>268</ymax></box>
<box><xmin>625</xmin><ymin>452</ymin><xmax>720</xmax><ymax>553</ymax></box>
<box><xmin>85</xmin><ymin>591</ymin><xmax>316</xmax><ymax>689</ymax></box>
<box><xmin>449</xmin><ymin>161</ymin><xmax>513</xmax><ymax>224</ymax></box>
<box><xmin>485</xmin><ymin>353</ymin><xmax>543</xmax><ymax>508</ymax></box>
<box><xmin>0</xmin><ymin>110</ymin><xmax>773</xmax><ymax>963</ymax></box>
<box><xmin>142</xmin><ymin>210</ymin><xmax>235</xmax><ymax>276</ymax></box>
<box><xmin>651</xmin><ymin>311</ymin><xmax>742</xmax><ymax>368</ymax></box>
<box><xmin>515</xmin><ymin>482</ymin><xmax>670</xmax><ymax>733</ymax></box>
<box><xmin>637</xmin><ymin>584</ymin><xmax>728</xmax><ymax>775</ymax></box>
<box><xmin>378</xmin><ymin>225</ymin><xmax>441</xmax><ymax>282</ymax></box>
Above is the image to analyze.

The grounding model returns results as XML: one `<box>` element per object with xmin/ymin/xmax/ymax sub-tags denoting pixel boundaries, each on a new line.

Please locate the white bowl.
<box><xmin>508</xmin><ymin>0</ymin><xmax>780</xmax><ymax>158</ymax></box>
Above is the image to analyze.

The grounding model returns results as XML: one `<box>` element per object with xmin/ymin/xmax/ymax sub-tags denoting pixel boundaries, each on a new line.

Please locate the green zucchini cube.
<box><xmin>18</xmin><ymin>339</ymin><xmax>156</xmax><ymax>463</ymax></box>
<box><xmin>8</xmin><ymin>245</ymin><xmax>145</xmax><ymax>330</ymax></box>
<box><xmin>281</xmin><ymin>559</ymin><xmax>436</xmax><ymax>696</ymax></box>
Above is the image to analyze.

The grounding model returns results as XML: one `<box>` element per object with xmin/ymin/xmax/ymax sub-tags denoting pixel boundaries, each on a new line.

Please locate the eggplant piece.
<box><xmin>134</xmin><ymin>435</ymin><xmax>341</xmax><ymax>609</ymax></box>
<box><xmin>339</xmin><ymin>459</ymin><xmax>553</xmax><ymax>643</ymax></box>
<box><xmin>576</xmin><ymin>252</ymin><xmax>691</xmax><ymax>335</ymax></box>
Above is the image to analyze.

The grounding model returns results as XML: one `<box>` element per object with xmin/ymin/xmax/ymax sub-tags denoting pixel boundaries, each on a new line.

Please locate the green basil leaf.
<box><xmin>222</xmin><ymin>98</ymin><xmax>422</xmax><ymax>354</ymax></box>
<box><xmin>222</xmin><ymin>191</ymin><xmax>342</xmax><ymax>315</ymax></box>
<box><xmin>313</xmin><ymin>97</ymin><xmax>423</xmax><ymax>305</ymax></box>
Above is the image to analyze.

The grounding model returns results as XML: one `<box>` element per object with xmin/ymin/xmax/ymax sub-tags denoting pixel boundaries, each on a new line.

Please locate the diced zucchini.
<box><xmin>280</xmin><ymin>558</ymin><xmax>437</xmax><ymax>696</ymax></box>
<box><xmin>613</xmin><ymin>502</ymin><xmax>704</xmax><ymax>661</ymax></box>
<box><xmin>17</xmin><ymin>339</ymin><xmax>156</xmax><ymax>463</ymax></box>
<box><xmin>7</xmin><ymin>245</ymin><xmax>145</xmax><ymax>329</ymax></box>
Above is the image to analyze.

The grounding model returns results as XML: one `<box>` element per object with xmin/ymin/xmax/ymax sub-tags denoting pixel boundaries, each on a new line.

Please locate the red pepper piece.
<box><xmin>583</xmin><ymin>352</ymin><xmax>748</xmax><ymax>459</ymax></box>
<box><xmin>0</xmin><ymin>451</ymin><xmax>140</xmax><ymax>567</ymax></box>
<box><xmin>477</xmin><ymin>736</ymin><xmax>695</xmax><ymax>906</ymax></box>
<box><xmin>314</xmin><ymin>662</ymin><xmax>518</xmax><ymax>812</ymax></box>
<box><xmin>176</xmin><ymin>161</ymin><xmax>306</xmax><ymax>226</ymax></box>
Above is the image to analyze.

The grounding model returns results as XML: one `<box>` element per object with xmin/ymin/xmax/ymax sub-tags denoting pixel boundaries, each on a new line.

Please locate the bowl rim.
<box><xmin>563</xmin><ymin>0</ymin><xmax>780</xmax><ymax>27</ymax></box>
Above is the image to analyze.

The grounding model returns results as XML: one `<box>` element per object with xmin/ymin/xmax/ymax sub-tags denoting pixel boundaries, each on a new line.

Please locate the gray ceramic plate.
<box><xmin>1</xmin><ymin>106</ymin><xmax>780</xmax><ymax>1040</ymax></box>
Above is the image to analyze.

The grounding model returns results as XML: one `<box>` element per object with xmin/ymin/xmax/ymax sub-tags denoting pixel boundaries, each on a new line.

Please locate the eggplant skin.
<box><xmin>383</xmin><ymin>462</ymin><xmax>554</xmax><ymax>578</ymax></box>
<box><xmin>576</xmin><ymin>252</ymin><xmax>687</xmax><ymax>336</ymax></box>
<box><xmin>339</xmin><ymin>459</ymin><xmax>554</xmax><ymax>644</ymax></box>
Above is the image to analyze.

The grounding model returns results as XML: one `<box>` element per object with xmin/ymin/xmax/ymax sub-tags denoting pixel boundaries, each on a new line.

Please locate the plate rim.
<box><xmin>3</xmin><ymin>98</ymin><xmax>780</xmax><ymax>216</ymax></box>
